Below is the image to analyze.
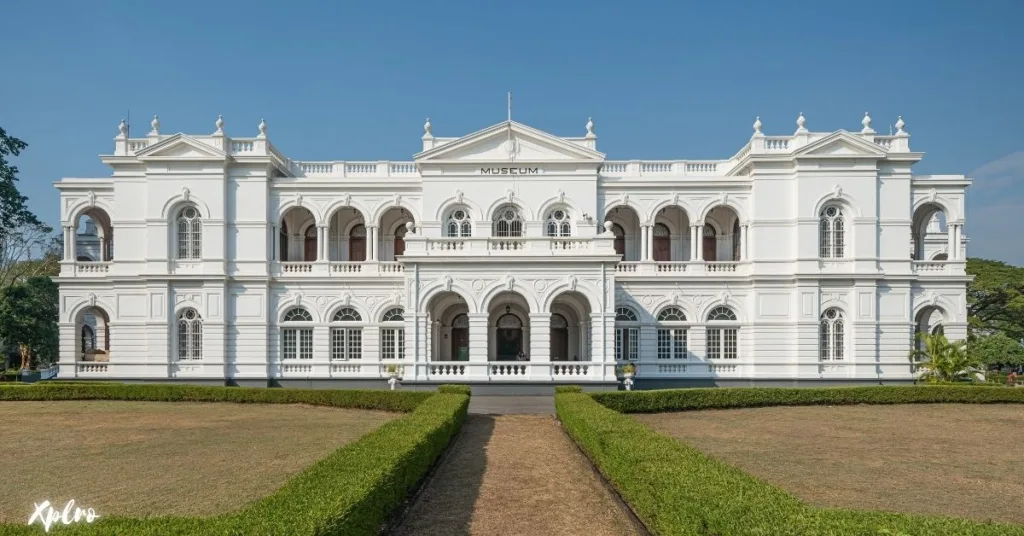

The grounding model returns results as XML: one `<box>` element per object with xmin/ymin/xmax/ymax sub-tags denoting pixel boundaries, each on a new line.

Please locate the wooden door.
<box><xmin>653</xmin><ymin>237</ymin><xmax>671</xmax><ymax>262</ymax></box>
<box><xmin>451</xmin><ymin>328</ymin><xmax>469</xmax><ymax>361</ymax></box>
<box><xmin>703</xmin><ymin>237</ymin><xmax>716</xmax><ymax>261</ymax></box>
<box><xmin>349</xmin><ymin>238</ymin><xmax>365</xmax><ymax>262</ymax></box>
<box><xmin>394</xmin><ymin>236</ymin><xmax>405</xmax><ymax>257</ymax></box>
<box><xmin>304</xmin><ymin>236</ymin><xmax>317</xmax><ymax>261</ymax></box>
<box><xmin>551</xmin><ymin>328</ymin><xmax>569</xmax><ymax>361</ymax></box>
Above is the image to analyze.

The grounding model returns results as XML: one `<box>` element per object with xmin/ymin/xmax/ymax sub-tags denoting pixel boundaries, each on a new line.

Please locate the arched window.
<box><xmin>614</xmin><ymin>306</ymin><xmax>639</xmax><ymax>361</ymax></box>
<box><xmin>702</xmin><ymin>224</ymin><xmax>717</xmax><ymax>262</ymax></box>
<box><xmin>545</xmin><ymin>209</ymin><xmax>572</xmax><ymax>237</ymax></box>
<box><xmin>819</xmin><ymin>205</ymin><xmax>845</xmax><ymax>259</ymax></box>
<box><xmin>706</xmin><ymin>306</ymin><xmax>738</xmax><ymax>360</ymax></box>
<box><xmin>931</xmin><ymin>324</ymin><xmax>945</xmax><ymax>337</ymax></box>
<box><xmin>492</xmin><ymin>205</ymin><xmax>525</xmax><ymax>237</ymax></box>
<box><xmin>819</xmin><ymin>308</ymin><xmax>845</xmax><ymax>361</ymax></box>
<box><xmin>380</xmin><ymin>307</ymin><xmax>405</xmax><ymax>360</ymax></box>
<box><xmin>445</xmin><ymin>208</ymin><xmax>472</xmax><ymax>237</ymax></box>
<box><xmin>81</xmin><ymin>325</ymin><xmax>96</xmax><ymax>353</ymax></box>
<box><xmin>176</xmin><ymin>308</ymin><xmax>203</xmax><ymax>361</ymax></box>
<box><xmin>330</xmin><ymin>307</ymin><xmax>362</xmax><ymax>360</ymax></box>
<box><xmin>281</xmin><ymin>307</ymin><xmax>313</xmax><ymax>360</ymax></box>
<box><xmin>656</xmin><ymin>307</ymin><xmax>688</xmax><ymax>359</ymax></box>
<box><xmin>176</xmin><ymin>206</ymin><xmax>202</xmax><ymax>260</ymax></box>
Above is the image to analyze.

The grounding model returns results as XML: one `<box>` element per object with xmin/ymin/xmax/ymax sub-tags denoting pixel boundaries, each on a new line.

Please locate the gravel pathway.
<box><xmin>391</xmin><ymin>414</ymin><xmax>641</xmax><ymax>536</ymax></box>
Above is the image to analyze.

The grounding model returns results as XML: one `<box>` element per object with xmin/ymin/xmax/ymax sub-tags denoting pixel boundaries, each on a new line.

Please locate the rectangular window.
<box><xmin>819</xmin><ymin>221</ymin><xmax>831</xmax><ymax>258</ymax></box>
<box><xmin>657</xmin><ymin>328</ymin><xmax>688</xmax><ymax>359</ymax></box>
<box><xmin>723</xmin><ymin>328</ymin><xmax>737</xmax><ymax>359</ymax></box>
<box><xmin>707</xmin><ymin>328</ymin><xmax>721</xmax><ymax>359</ymax></box>
<box><xmin>382</xmin><ymin>328</ymin><xmax>405</xmax><ymax>360</ymax></box>
<box><xmin>331</xmin><ymin>328</ymin><xmax>363</xmax><ymax>360</ymax></box>
<box><xmin>283</xmin><ymin>328</ymin><xmax>313</xmax><ymax>359</ymax></box>
<box><xmin>615</xmin><ymin>327</ymin><xmax>639</xmax><ymax>360</ymax></box>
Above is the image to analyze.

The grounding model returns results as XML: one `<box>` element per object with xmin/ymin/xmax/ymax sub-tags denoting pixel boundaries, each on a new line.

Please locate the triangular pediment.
<box><xmin>135</xmin><ymin>134</ymin><xmax>227</xmax><ymax>160</ymax></box>
<box><xmin>414</xmin><ymin>121</ymin><xmax>605</xmax><ymax>163</ymax></box>
<box><xmin>794</xmin><ymin>130</ymin><xmax>887</xmax><ymax>159</ymax></box>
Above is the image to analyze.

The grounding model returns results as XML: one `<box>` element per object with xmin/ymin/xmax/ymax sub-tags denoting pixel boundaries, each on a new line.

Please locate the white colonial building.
<box><xmin>54</xmin><ymin>110</ymin><xmax>970</xmax><ymax>388</ymax></box>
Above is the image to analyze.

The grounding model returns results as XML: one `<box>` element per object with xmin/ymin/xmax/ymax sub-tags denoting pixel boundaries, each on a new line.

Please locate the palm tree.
<box><xmin>908</xmin><ymin>332</ymin><xmax>983</xmax><ymax>383</ymax></box>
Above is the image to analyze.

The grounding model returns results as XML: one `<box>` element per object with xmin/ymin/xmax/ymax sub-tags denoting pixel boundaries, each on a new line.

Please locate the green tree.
<box><xmin>908</xmin><ymin>332</ymin><xmax>983</xmax><ymax>383</ymax></box>
<box><xmin>968</xmin><ymin>331</ymin><xmax>1024</xmax><ymax>369</ymax></box>
<box><xmin>965</xmin><ymin>258</ymin><xmax>1024</xmax><ymax>341</ymax></box>
<box><xmin>0</xmin><ymin>276</ymin><xmax>59</xmax><ymax>369</ymax></box>
<box><xmin>0</xmin><ymin>127</ymin><xmax>43</xmax><ymax>244</ymax></box>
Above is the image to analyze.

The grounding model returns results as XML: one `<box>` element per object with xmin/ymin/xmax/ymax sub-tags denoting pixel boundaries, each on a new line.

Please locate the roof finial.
<box><xmin>753</xmin><ymin>116</ymin><xmax>763</xmax><ymax>136</ymax></box>
<box><xmin>214</xmin><ymin>114</ymin><xmax>225</xmax><ymax>135</ymax></box>
<box><xmin>895</xmin><ymin>115</ymin><xmax>907</xmax><ymax>136</ymax></box>
<box><xmin>257</xmin><ymin>118</ymin><xmax>267</xmax><ymax>138</ymax></box>
<box><xmin>149</xmin><ymin>114</ymin><xmax>160</xmax><ymax>136</ymax></box>
<box><xmin>424</xmin><ymin>117</ymin><xmax>432</xmax><ymax>136</ymax></box>
<box><xmin>507</xmin><ymin>91</ymin><xmax>512</xmax><ymax>122</ymax></box>
<box><xmin>117</xmin><ymin>118</ymin><xmax>128</xmax><ymax>137</ymax></box>
<box><xmin>795</xmin><ymin>112</ymin><xmax>807</xmax><ymax>133</ymax></box>
<box><xmin>585</xmin><ymin>117</ymin><xmax>595</xmax><ymax>137</ymax></box>
<box><xmin>860</xmin><ymin>111</ymin><xmax>874</xmax><ymax>134</ymax></box>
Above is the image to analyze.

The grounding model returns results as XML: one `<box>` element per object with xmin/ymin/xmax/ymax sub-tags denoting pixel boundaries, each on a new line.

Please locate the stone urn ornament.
<box><xmin>385</xmin><ymin>364</ymin><xmax>402</xmax><ymax>390</ymax></box>
<box><xmin>620</xmin><ymin>362</ymin><xmax>636</xmax><ymax>391</ymax></box>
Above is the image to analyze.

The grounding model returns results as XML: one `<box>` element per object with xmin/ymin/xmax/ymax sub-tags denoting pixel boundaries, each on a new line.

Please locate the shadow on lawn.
<box><xmin>389</xmin><ymin>414</ymin><xmax>494</xmax><ymax>536</ymax></box>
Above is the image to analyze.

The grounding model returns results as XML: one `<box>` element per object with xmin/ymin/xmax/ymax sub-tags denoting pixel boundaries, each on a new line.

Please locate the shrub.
<box><xmin>555</xmin><ymin>385</ymin><xmax>583</xmax><ymax>393</ymax></box>
<box><xmin>557</xmin><ymin>387</ymin><xmax>1024</xmax><ymax>535</ymax></box>
<box><xmin>437</xmin><ymin>384</ymin><xmax>472</xmax><ymax>396</ymax></box>
<box><xmin>591</xmin><ymin>384</ymin><xmax>1024</xmax><ymax>414</ymax></box>
<box><xmin>0</xmin><ymin>383</ymin><xmax>432</xmax><ymax>412</ymax></box>
<box><xmin>0</xmin><ymin>384</ymin><xmax>468</xmax><ymax>535</ymax></box>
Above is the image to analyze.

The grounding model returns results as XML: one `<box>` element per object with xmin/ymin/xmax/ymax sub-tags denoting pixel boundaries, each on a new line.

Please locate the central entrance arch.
<box><xmin>488</xmin><ymin>291</ymin><xmax>531</xmax><ymax>361</ymax></box>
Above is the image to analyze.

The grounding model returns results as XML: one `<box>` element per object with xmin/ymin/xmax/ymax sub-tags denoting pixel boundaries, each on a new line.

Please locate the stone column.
<box><xmin>467</xmin><ymin>313</ymin><xmax>488</xmax><ymax>364</ymax></box>
<box><xmin>646</xmin><ymin>223</ymin><xmax>655</xmax><ymax>261</ymax></box>
<box><xmin>368</xmin><ymin>226</ymin><xmax>377</xmax><ymax>261</ymax></box>
<box><xmin>68</xmin><ymin>225</ymin><xmax>77</xmax><ymax>261</ymax></box>
<box><xmin>62</xmin><ymin>225</ymin><xmax>73</xmax><ymax>261</ymax></box>
<box><xmin>578</xmin><ymin>320</ymin><xmax>588</xmax><ymax>361</ymax></box>
<box><xmin>316</xmin><ymin>226</ymin><xmax>325</xmax><ymax>261</ymax></box>
<box><xmin>271</xmin><ymin>225</ymin><xmax>278</xmax><ymax>261</ymax></box>
<box><xmin>953</xmin><ymin>224</ymin><xmax>962</xmax><ymax>260</ymax></box>
<box><xmin>740</xmin><ymin>222</ymin><xmax>748</xmax><ymax>261</ymax></box>
<box><xmin>947</xmin><ymin>224</ymin><xmax>955</xmax><ymax>261</ymax></box>
<box><xmin>693</xmin><ymin>224</ymin><xmax>703</xmax><ymax>261</ymax></box>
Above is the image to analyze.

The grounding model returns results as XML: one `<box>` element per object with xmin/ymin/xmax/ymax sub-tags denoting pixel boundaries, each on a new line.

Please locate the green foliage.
<box><xmin>910</xmin><ymin>332</ymin><xmax>984</xmax><ymax>383</ymax></box>
<box><xmin>590</xmin><ymin>385</ymin><xmax>1024</xmax><ymax>414</ymax></box>
<box><xmin>966</xmin><ymin>258</ymin><xmax>1024</xmax><ymax>342</ymax></box>
<box><xmin>969</xmin><ymin>331</ymin><xmax>1024</xmax><ymax>368</ymax></box>
<box><xmin>0</xmin><ymin>384</ymin><xmax>469</xmax><ymax>535</ymax></box>
<box><xmin>0</xmin><ymin>276</ymin><xmax>58</xmax><ymax>367</ymax></box>
<box><xmin>555</xmin><ymin>385</ymin><xmax>583</xmax><ymax>393</ymax></box>
<box><xmin>0</xmin><ymin>127</ymin><xmax>43</xmax><ymax>243</ymax></box>
<box><xmin>436</xmin><ymin>384</ymin><xmax>472</xmax><ymax>395</ymax></box>
<box><xmin>557</xmin><ymin>388</ymin><xmax>1024</xmax><ymax>536</ymax></box>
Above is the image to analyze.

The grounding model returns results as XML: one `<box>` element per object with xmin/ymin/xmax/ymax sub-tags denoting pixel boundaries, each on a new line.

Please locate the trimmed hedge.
<box><xmin>0</xmin><ymin>383</ymin><xmax>468</xmax><ymax>535</ymax></box>
<box><xmin>592</xmin><ymin>384</ymin><xmax>1024</xmax><ymax>413</ymax></box>
<box><xmin>558</xmin><ymin>387</ymin><xmax>1024</xmax><ymax>535</ymax></box>
<box><xmin>555</xmin><ymin>385</ymin><xmax>583</xmax><ymax>393</ymax></box>
<box><xmin>0</xmin><ymin>383</ymin><xmax>432</xmax><ymax>412</ymax></box>
<box><xmin>436</xmin><ymin>384</ymin><xmax>472</xmax><ymax>396</ymax></box>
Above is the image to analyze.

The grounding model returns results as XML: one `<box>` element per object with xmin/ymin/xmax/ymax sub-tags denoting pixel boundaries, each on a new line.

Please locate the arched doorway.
<box><xmin>652</xmin><ymin>223</ymin><xmax>671</xmax><ymax>261</ymax></box>
<box><xmin>426</xmin><ymin>290</ymin><xmax>470</xmax><ymax>361</ymax></box>
<box><xmin>702</xmin><ymin>224</ymin><xmax>717</xmax><ymax>261</ymax></box>
<box><xmin>488</xmin><ymin>292</ymin><xmax>531</xmax><ymax>361</ymax></box>
<box><xmin>496</xmin><ymin>311</ymin><xmax>523</xmax><ymax>360</ymax></box>
<box><xmin>550</xmin><ymin>313</ymin><xmax>569</xmax><ymax>360</ymax></box>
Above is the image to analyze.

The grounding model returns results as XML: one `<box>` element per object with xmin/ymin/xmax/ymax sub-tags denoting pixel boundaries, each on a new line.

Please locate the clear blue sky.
<box><xmin>3</xmin><ymin>1</ymin><xmax>1022</xmax><ymax>264</ymax></box>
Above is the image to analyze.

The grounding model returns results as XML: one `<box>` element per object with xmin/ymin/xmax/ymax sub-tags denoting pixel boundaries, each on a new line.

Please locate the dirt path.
<box><xmin>391</xmin><ymin>414</ymin><xmax>642</xmax><ymax>536</ymax></box>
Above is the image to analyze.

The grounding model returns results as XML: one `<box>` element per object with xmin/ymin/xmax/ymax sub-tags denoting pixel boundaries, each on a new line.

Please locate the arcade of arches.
<box><xmin>426</xmin><ymin>290</ymin><xmax>593</xmax><ymax>362</ymax></box>
<box><xmin>275</xmin><ymin>206</ymin><xmax>414</xmax><ymax>262</ymax></box>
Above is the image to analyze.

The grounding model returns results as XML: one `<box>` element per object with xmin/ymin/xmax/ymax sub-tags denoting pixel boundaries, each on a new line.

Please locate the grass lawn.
<box><xmin>0</xmin><ymin>400</ymin><xmax>398</xmax><ymax>522</ymax></box>
<box><xmin>636</xmin><ymin>403</ymin><xmax>1024</xmax><ymax>526</ymax></box>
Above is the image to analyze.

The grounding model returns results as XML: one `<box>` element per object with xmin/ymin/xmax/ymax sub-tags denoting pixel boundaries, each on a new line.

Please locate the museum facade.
<box><xmin>55</xmin><ymin>111</ymin><xmax>970</xmax><ymax>387</ymax></box>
